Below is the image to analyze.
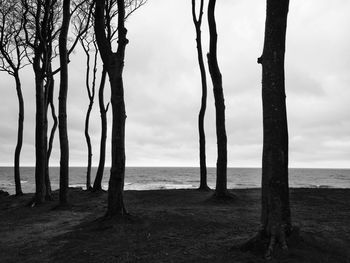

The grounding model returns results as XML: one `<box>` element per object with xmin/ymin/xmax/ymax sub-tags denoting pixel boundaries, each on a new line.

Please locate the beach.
<box><xmin>0</xmin><ymin>187</ymin><xmax>349</xmax><ymax>262</ymax></box>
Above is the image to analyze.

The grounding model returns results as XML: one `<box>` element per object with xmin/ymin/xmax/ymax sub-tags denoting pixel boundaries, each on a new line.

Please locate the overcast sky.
<box><xmin>1</xmin><ymin>0</ymin><xmax>349</xmax><ymax>168</ymax></box>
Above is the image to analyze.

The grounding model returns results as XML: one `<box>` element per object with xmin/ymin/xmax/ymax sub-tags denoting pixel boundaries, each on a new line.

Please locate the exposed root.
<box><xmin>240</xmin><ymin>225</ymin><xmax>300</xmax><ymax>260</ymax></box>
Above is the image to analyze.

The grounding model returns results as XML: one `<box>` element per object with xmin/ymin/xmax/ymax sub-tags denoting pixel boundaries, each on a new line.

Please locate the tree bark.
<box><xmin>58</xmin><ymin>0</ymin><xmax>71</xmax><ymax>205</ymax></box>
<box><xmin>14</xmin><ymin>72</ymin><xmax>23</xmax><ymax>196</ymax></box>
<box><xmin>28</xmin><ymin>0</ymin><xmax>51</xmax><ymax>205</ymax></box>
<box><xmin>84</xmin><ymin>46</ymin><xmax>97</xmax><ymax>191</ymax></box>
<box><xmin>207</xmin><ymin>0</ymin><xmax>227</xmax><ymax>197</ymax></box>
<box><xmin>33</xmin><ymin>53</ymin><xmax>47</xmax><ymax>204</ymax></box>
<box><xmin>95</xmin><ymin>0</ymin><xmax>128</xmax><ymax>217</ymax></box>
<box><xmin>259</xmin><ymin>0</ymin><xmax>291</xmax><ymax>258</ymax></box>
<box><xmin>93</xmin><ymin>67</ymin><xmax>108</xmax><ymax>192</ymax></box>
<box><xmin>192</xmin><ymin>0</ymin><xmax>209</xmax><ymax>191</ymax></box>
<box><xmin>45</xmin><ymin>69</ymin><xmax>55</xmax><ymax>200</ymax></box>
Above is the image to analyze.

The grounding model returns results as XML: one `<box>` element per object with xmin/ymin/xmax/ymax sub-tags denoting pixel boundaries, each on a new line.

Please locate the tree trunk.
<box><xmin>58</xmin><ymin>0</ymin><xmax>71</xmax><ymax>205</ymax></box>
<box><xmin>106</xmin><ymin>59</ymin><xmax>127</xmax><ymax>216</ymax></box>
<box><xmin>259</xmin><ymin>0</ymin><xmax>291</xmax><ymax>258</ymax></box>
<box><xmin>93</xmin><ymin>68</ymin><xmax>108</xmax><ymax>191</ymax></box>
<box><xmin>84</xmin><ymin>47</ymin><xmax>97</xmax><ymax>191</ymax></box>
<box><xmin>207</xmin><ymin>0</ymin><xmax>227</xmax><ymax>197</ymax></box>
<box><xmin>14</xmin><ymin>72</ymin><xmax>23</xmax><ymax>196</ymax></box>
<box><xmin>85</xmin><ymin>100</ymin><xmax>93</xmax><ymax>190</ymax></box>
<box><xmin>192</xmin><ymin>0</ymin><xmax>209</xmax><ymax>191</ymax></box>
<box><xmin>95</xmin><ymin>0</ymin><xmax>128</xmax><ymax>217</ymax></box>
<box><xmin>33</xmin><ymin>55</ymin><xmax>47</xmax><ymax>204</ymax></box>
<box><xmin>45</xmin><ymin>67</ymin><xmax>55</xmax><ymax>201</ymax></box>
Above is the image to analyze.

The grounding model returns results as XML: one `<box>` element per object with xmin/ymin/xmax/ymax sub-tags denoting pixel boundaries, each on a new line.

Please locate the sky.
<box><xmin>1</xmin><ymin>0</ymin><xmax>350</xmax><ymax>168</ymax></box>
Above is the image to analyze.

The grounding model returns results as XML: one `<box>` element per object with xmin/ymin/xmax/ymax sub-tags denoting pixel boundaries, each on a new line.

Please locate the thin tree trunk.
<box><xmin>207</xmin><ymin>0</ymin><xmax>228</xmax><ymax>197</ymax></box>
<box><xmin>14</xmin><ymin>72</ymin><xmax>23</xmax><ymax>196</ymax></box>
<box><xmin>192</xmin><ymin>0</ymin><xmax>209</xmax><ymax>191</ymax></box>
<box><xmin>93</xmin><ymin>67</ymin><xmax>108</xmax><ymax>192</ymax></box>
<box><xmin>258</xmin><ymin>0</ymin><xmax>291</xmax><ymax>258</ymax></box>
<box><xmin>84</xmin><ymin>47</ymin><xmax>97</xmax><ymax>191</ymax></box>
<box><xmin>45</xmin><ymin>70</ymin><xmax>56</xmax><ymax>200</ymax></box>
<box><xmin>58</xmin><ymin>0</ymin><xmax>71</xmax><ymax>205</ymax></box>
<box><xmin>95</xmin><ymin>0</ymin><xmax>128</xmax><ymax>217</ymax></box>
<box><xmin>85</xmin><ymin>102</ymin><xmax>93</xmax><ymax>191</ymax></box>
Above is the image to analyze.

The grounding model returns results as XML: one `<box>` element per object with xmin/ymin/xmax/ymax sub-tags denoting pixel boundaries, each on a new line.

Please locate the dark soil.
<box><xmin>0</xmin><ymin>188</ymin><xmax>349</xmax><ymax>262</ymax></box>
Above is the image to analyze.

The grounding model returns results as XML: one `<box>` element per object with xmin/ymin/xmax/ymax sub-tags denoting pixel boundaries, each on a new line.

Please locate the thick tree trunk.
<box><xmin>14</xmin><ymin>72</ymin><xmax>23</xmax><ymax>196</ymax></box>
<box><xmin>258</xmin><ymin>0</ymin><xmax>291</xmax><ymax>258</ymax></box>
<box><xmin>34</xmin><ymin>57</ymin><xmax>47</xmax><ymax>204</ymax></box>
<box><xmin>58</xmin><ymin>0</ymin><xmax>71</xmax><ymax>205</ymax></box>
<box><xmin>93</xmin><ymin>68</ymin><xmax>108</xmax><ymax>192</ymax></box>
<box><xmin>192</xmin><ymin>0</ymin><xmax>209</xmax><ymax>191</ymax></box>
<box><xmin>207</xmin><ymin>0</ymin><xmax>227</xmax><ymax>197</ymax></box>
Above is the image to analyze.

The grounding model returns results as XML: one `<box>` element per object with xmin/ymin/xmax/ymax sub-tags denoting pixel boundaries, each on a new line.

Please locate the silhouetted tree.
<box><xmin>207</xmin><ymin>0</ymin><xmax>228</xmax><ymax>197</ymax></box>
<box><xmin>0</xmin><ymin>1</ymin><xmax>28</xmax><ymax>196</ymax></box>
<box><xmin>93</xmin><ymin>67</ymin><xmax>108</xmax><ymax>191</ymax></box>
<box><xmin>93</xmin><ymin>0</ymin><xmax>146</xmax><ymax>193</ymax></box>
<box><xmin>45</xmin><ymin>64</ymin><xmax>55</xmax><ymax>200</ymax></box>
<box><xmin>83</xmin><ymin>39</ymin><xmax>98</xmax><ymax>190</ymax></box>
<box><xmin>258</xmin><ymin>0</ymin><xmax>291</xmax><ymax>258</ymax></box>
<box><xmin>21</xmin><ymin>0</ymin><xmax>93</xmax><ymax>205</ymax></box>
<box><xmin>22</xmin><ymin>0</ymin><xmax>61</xmax><ymax>204</ymax></box>
<box><xmin>94</xmin><ymin>0</ymin><xmax>130</xmax><ymax>216</ymax></box>
<box><xmin>72</xmin><ymin>0</ymin><xmax>97</xmax><ymax>191</ymax></box>
<box><xmin>191</xmin><ymin>0</ymin><xmax>209</xmax><ymax>191</ymax></box>
<box><xmin>241</xmin><ymin>0</ymin><xmax>292</xmax><ymax>259</ymax></box>
<box><xmin>58</xmin><ymin>0</ymin><xmax>72</xmax><ymax>205</ymax></box>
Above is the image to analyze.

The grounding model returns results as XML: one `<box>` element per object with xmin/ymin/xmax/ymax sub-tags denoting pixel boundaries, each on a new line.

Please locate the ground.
<box><xmin>0</xmin><ymin>188</ymin><xmax>349</xmax><ymax>262</ymax></box>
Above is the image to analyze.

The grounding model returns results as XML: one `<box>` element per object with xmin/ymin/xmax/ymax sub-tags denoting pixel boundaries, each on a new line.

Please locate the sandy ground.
<box><xmin>0</xmin><ymin>187</ymin><xmax>349</xmax><ymax>262</ymax></box>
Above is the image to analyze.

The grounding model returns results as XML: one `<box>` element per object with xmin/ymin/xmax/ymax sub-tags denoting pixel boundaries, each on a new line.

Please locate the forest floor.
<box><xmin>0</xmin><ymin>187</ymin><xmax>350</xmax><ymax>263</ymax></box>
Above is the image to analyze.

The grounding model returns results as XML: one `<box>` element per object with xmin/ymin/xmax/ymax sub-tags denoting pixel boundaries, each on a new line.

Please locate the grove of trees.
<box><xmin>0</xmin><ymin>0</ymin><xmax>294</xmax><ymax>258</ymax></box>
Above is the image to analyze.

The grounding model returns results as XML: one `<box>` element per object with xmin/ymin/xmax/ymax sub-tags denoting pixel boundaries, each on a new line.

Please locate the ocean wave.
<box><xmin>125</xmin><ymin>183</ymin><xmax>195</xmax><ymax>191</ymax></box>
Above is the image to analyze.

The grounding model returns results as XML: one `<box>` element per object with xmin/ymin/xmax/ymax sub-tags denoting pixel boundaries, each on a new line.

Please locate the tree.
<box><xmin>92</xmin><ymin>0</ymin><xmax>146</xmax><ymax>193</ymax></box>
<box><xmin>94</xmin><ymin>0</ymin><xmax>130</xmax><ymax>216</ymax></box>
<box><xmin>21</xmin><ymin>0</ymin><xmax>93</xmax><ymax>205</ymax></box>
<box><xmin>22</xmin><ymin>0</ymin><xmax>61</xmax><ymax>204</ymax></box>
<box><xmin>93</xmin><ymin>67</ymin><xmax>108</xmax><ymax>191</ymax></box>
<box><xmin>242</xmin><ymin>0</ymin><xmax>292</xmax><ymax>259</ymax></box>
<box><xmin>58</xmin><ymin>0</ymin><xmax>72</xmax><ymax>205</ymax></box>
<box><xmin>82</xmin><ymin>39</ymin><xmax>98</xmax><ymax>191</ymax></box>
<box><xmin>259</xmin><ymin>0</ymin><xmax>291</xmax><ymax>258</ymax></box>
<box><xmin>191</xmin><ymin>0</ymin><xmax>210</xmax><ymax>191</ymax></box>
<box><xmin>0</xmin><ymin>0</ymin><xmax>28</xmax><ymax>196</ymax></box>
<box><xmin>72</xmin><ymin>0</ymin><xmax>98</xmax><ymax>191</ymax></box>
<box><xmin>207</xmin><ymin>0</ymin><xmax>228</xmax><ymax>197</ymax></box>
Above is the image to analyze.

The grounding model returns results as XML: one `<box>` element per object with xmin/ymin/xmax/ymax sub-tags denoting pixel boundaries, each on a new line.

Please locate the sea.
<box><xmin>1</xmin><ymin>167</ymin><xmax>350</xmax><ymax>195</ymax></box>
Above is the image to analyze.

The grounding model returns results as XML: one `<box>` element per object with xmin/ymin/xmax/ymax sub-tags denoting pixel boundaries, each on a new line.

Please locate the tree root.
<box><xmin>240</xmin><ymin>225</ymin><xmax>300</xmax><ymax>260</ymax></box>
<box><xmin>265</xmin><ymin>225</ymin><xmax>289</xmax><ymax>260</ymax></box>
